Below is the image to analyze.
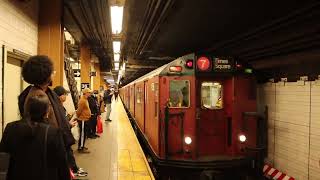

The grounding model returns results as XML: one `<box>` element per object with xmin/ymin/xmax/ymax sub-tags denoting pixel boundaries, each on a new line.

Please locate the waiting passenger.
<box><xmin>103</xmin><ymin>89</ymin><xmax>112</xmax><ymax>122</ymax></box>
<box><xmin>76</xmin><ymin>88</ymin><xmax>92</xmax><ymax>153</ymax></box>
<box><xmin>87</xmin><ymin>92</ymin><xmax>100</xmax><ymax>138</ymax></box>
<box><xmin>18</xmin><ymin>55</ymin><xmax>75</xmax><ymax>150</ymax></box>
<box><xmin>0</xmin><ymin>95</ymin><xmax>70</xmax><ymax>180</ymax></box>
<box><xmin>53</xmin><ymin>86</ymin><xmax>88</xmax><ymax>177</ymax></box>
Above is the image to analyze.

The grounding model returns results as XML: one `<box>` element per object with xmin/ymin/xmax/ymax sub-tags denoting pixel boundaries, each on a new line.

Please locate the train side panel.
<box><xmin>129</xmin><ymin>84</ymin><xmax>135</xmax><ymax>116</ymax></box>
<box><xmin>144</xmin><ymin>77</ymin><xmax>160</xmax><ymax>155</ymax></box>
<box><xmin>134</xmin><ymin>81</ymin><xmax>145</xmax><ymax>133</ymax></box>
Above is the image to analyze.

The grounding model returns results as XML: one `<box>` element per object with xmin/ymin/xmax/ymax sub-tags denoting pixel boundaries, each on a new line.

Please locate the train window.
<box><xmin>201</xmin><ymin>82</ymin><xmax>223</xmax><ymax>109</ymax></box>
<box><xmin>169</xmin><ymin>80</ymin><xmax>190</xmax><ymax>108</ymax></box>
<box><xmin>136</xmin><ymin>87</ymin><xmax>142</xmax><ymax>104</ymax></box>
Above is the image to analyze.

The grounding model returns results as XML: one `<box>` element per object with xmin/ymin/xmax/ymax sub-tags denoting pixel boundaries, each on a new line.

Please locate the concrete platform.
<box><xmin>73</xmin><ymin>98</ymin><xmax>154</xmax><ymax>180</ymax></box>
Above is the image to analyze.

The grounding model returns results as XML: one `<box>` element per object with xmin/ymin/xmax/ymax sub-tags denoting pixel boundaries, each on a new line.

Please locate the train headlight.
<box><xmin>239</xmin><ymin>134</ymin><xmax>246</xmax><ymax>143</ymax></box>
<box><xmin>184</xmin><ymin>136</ymin><xmax>192</xmax><ymax>145</ymax></box>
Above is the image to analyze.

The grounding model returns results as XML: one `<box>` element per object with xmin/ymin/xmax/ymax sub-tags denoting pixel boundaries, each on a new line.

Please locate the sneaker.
<box><xmin>78</xmin><ymin>168</ymin><xmax>88</xmax><ymax>175</ymax></box>
<box><xmin>77</xmin><ymin>148</ymin><xmax>90</xmax><ymax>154</ymax></box>
<box><xmin>74</xmin><ymin>170</ymin><xmax>88</xmax><ymax>177</ymax></box>
<box><xmin>94</xmin><ymin>134</ymin><xmax>100</xmax><ymax>138</ymax></box>
<box><xmin>106</xmin><ymin>119</ymin><xmax>112</xmax><ymax>122</ymax></box>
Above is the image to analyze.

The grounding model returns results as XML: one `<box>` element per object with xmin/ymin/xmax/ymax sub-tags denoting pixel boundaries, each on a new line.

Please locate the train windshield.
<box><xmin>169</xmin><ymin>80</ymin><xmax>190</xmax><ymax>108</ymax></box>
<box><xmin>201</xmin><ymin>82</ymin><xmax>223</xmax><ymax>109</ymax></box>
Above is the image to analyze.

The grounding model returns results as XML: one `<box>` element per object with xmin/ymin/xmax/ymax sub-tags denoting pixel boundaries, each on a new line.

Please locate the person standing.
<box><xmin>0</xmin><ymin>95</ymin><xmax>70</xmax><ymax>180</ymax></box>
<box><xmin>53</xmin><ymin>86</ymin><xmax>88</xmax><ymax>177</ymax></box>
<box><xmin>114</xmin><ymin>89</ymin><xmax>119</xmax><ymax>101</ymax></box>
<box><xmin>18</xmin><ymin>55</ymin><xmax>75</xmax><ymax>152</ymax></box>
<box><xmin>87</xmin><ymin>92</ymin><xmax>100</xmax><ymax>138</ymax></box>
<box><xmin>103</xmin><ymin>89</ymin><xmax>112</xmax><ymax>122</ymax></box>
<box><xmin>76</xmin><ymin>88</ymin><xmax>92</xmax><ymax>153</ymax></box>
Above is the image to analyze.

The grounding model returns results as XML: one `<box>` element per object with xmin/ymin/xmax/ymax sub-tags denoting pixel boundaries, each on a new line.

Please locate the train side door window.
<box><xmin>201</xmin><ymin>82</ymin><xmax>223</xmax><ymax>109</ymax></box>
<box><xmin>136</xmin><ymin>87</ymin><xmax>142</xmax><ymax>104</ymax></box>
<box><xmin>168</xmin><ymin>80</ymin><xmax>190</xmax><ymax>108</ymax></box>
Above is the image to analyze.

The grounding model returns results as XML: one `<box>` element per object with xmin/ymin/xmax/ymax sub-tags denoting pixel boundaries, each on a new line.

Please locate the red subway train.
<box><xmin>119</xmin><ymin>53</ymin><xmax>266</xmax><ymax>177</ymax></box>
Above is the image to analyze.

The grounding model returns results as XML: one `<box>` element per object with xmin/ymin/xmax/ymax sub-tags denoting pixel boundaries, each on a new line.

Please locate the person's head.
<box><xmin>53</xmin><ymin>86</ymin><xmax>70</xmax><ymax>103</ymax></box>
<box><xmin>22</xmin><ymin>55</ymin><xmax>54</xmax><ymax>87</ymax></box>
<box><xmin>82</xmin><ymin>88</ymin><xmax>92</xmax><ymax>98</ymax></box>
<box><xmin>25</xmin><ymin>95</ymin><xmax>50</xmax><ymax>122</ymax></box>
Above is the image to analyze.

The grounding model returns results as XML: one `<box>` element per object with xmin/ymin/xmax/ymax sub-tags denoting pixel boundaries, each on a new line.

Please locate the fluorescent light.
<box><xmin>115</xmin><ymin>67</ymin><xmax>119</xmax><ymax>71</ymax></box>
<box><xmin>122</xmin><ymin>62</ymin><xmax>126</xmax><ymax>71</ymax></box>
<box><xmin>111</xmin><ymin>6</ymin><xmax>123</xmax><ymax>34</ymax></box>
<box><xmin>113</xmin><ymin>41</ymin><xmax>121</xmax><ymax>53</ymax></box>
<box><xmin>114</xmin><ymin>54</ymin><xmax>120</xmax><ymax>62</ymax></box>
<box><xmin>114</xmin><ymin>62</ymin><xmax>119</xmax><ymax>68</ymax></box>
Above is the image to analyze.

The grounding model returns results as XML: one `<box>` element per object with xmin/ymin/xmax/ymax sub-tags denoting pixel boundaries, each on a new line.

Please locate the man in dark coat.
<box><xmin>87</xmin><ymin>93</ymin><xmax>100</xmax><ymax>138</ymax></box>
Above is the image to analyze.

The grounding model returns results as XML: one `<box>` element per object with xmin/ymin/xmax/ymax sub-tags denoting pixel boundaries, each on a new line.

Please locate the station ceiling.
<box><xmin>64</xmin><ymin>0</ymin><xmax>320</xmax><ymax>85</ymax></box>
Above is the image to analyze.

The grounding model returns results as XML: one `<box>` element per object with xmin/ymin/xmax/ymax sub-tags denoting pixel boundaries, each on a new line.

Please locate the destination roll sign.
<box><xmin>213</xmin><ymin>58</ymin><xmax>234</xmax><ymax>72</ymax></box>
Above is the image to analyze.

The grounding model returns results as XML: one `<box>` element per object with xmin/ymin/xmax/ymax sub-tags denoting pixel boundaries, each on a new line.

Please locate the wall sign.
<box><xmin>81</xmin><ymin>83</ymin><xmax>90</xmax><ymax>90</ymax></box>
<box><xmin>196</xmin><ymin>56</ymin><xmax>211</xmax><ymax>71</ymax></box>
<box><xmin>73</xmin><ymin>69</ymin><xmax>81</xmax><ymax>77</ymax></box>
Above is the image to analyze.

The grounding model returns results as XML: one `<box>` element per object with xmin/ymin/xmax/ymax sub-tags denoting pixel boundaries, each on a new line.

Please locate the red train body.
<box><xmin>120</xmin><ymin>53</ymin><xmax>263</xmax><ymax>173</ymax></box>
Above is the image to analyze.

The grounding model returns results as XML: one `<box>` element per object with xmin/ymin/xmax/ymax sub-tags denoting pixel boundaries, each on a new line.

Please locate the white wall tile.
<box><xmin>258</xmin><ymin>82</ymin><xmax>315</xmax><ymax>180</ymax></box>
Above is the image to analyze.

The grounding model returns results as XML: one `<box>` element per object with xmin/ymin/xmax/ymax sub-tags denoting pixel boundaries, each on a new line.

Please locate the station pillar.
<box><xmin>80</xmin><ymin>44</ymin><xmax>91</xmax><ymax>91</ymax></box>
<box><xmin>38</xmin><ymin>0</ymin><xmax>64</xmax><ymax>87</ymax></box>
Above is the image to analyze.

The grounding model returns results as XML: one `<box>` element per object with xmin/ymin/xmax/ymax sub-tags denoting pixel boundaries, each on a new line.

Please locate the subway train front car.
<box><xmin>120</xmin><ymin>53</ymin><xmax>265</xmax><ymax>179</ymax></box>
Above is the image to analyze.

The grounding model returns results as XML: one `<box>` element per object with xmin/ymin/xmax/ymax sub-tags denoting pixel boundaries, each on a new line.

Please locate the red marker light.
<box><xmin>169</xmin><ymin>66</ymin><xmax>182</xmax><ymax>72</ymax></box>
<box><xmin>185</xmin><ymin>60</ymin><xmax>193</xmax><ymax>69</ymax></box>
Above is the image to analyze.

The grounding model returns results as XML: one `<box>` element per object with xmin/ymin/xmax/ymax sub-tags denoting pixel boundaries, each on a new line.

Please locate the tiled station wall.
<box><xmin>0</xmin><ymin>0</ymin><xmax>38</xmax><ymax>139</ymax></box>
<box><xmin>258</xmin><ymin>81</ymin><xmax>320</xmax><ymax>180</ymax></box>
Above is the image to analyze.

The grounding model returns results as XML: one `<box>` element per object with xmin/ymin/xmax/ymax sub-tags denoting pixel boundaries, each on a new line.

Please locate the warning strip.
<box><xmin>263</xmin><ymin>164</ymin><xmax>295</xmax><ymax>180</ymax></box>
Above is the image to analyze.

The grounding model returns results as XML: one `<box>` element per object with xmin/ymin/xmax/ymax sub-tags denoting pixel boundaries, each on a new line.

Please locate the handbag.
<box><xmin>71</xmin><ymin>123</ymin><xmax>80</xmax><ymax>141</ymax></box>
<box><xmin>97</xmin><ymin>115</ymin><xmax>103</xmax><ymax>134</ymax></box>
<box><xmin>70</xmin><ymin>113</ymin><xmax>80</xmax><ymax>141</ymax></box>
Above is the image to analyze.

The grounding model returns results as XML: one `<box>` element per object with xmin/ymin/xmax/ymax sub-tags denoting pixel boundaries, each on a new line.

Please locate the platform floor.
<box><xmin>73</xmin><ymin>98</ymin><xmax>154</xmax><ymax>180</ymax></box>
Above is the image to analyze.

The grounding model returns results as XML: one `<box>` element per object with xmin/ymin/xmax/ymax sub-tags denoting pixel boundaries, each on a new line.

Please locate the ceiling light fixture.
<box><xmin>113</xmin><ymin>41</ymin><xmax>121</xmax><ymax>53</ymax></box>
<box><xmin>110</xmin><ymin>6</ymin><xmax>123</xmax><ymax>34</ymax></box>
<box><xmin>114</xmin><ymin>54</ymin><xmax>120</xmax><ymax>62</ymax></box>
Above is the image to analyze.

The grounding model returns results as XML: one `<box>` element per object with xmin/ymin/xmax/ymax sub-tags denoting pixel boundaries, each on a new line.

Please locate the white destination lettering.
<box><xmin>215</xmin><ymin>65</ymin><xmax>231</xmax><ymax>69</ymax></box>
<box><xmin>216</xmin><ymin>59</ymin><xmax>229</xmax><ymax>64</ymax></box>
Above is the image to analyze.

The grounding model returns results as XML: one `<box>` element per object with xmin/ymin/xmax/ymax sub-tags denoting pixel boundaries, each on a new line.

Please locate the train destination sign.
<box><xmin>213</xmin><ymin>58</ymin><xmax>233</xmax><ymax>71</ymax></box>
<box><xmin>196</xmin><ymin>56</ymin><xmax>211</xmax><ymax>71</ymax></box>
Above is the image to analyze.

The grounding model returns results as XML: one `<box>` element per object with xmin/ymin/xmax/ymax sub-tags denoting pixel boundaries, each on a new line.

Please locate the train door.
<box><xmin>144</xmin><ymin>80</ymin><xmax>148</xmax><ymax>133</ymax></box>
<box><xmin>4</xmin><ymin>53</ymin><xmax>28</xmax><ymax>128</ymax></box>
<box><xmin>196</xmin><ymin>78</ymin><xmax>232</xmax><ymax>156</ymax></box>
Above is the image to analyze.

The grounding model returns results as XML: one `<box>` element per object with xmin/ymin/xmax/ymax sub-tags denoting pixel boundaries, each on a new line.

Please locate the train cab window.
<box><xmin>169</xmin><ymin>80</ymin><xmax>190</xmax><ymax>108</ymax></box>
<box><xmin>201</xmin><ymin>82</ymin><xmax>223</xmax><ymax>109</ymax></box>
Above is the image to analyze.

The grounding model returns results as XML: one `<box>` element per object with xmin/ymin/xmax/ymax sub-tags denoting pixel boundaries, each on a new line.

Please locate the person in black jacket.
<box><xmin>53</xmin><ymin>86</ymin><xmax>88</xmax><ymax>177</ymax></box>
<box><xmin>0</xmin><ymin>95</ymin><xmax>70</xmax><ymax>180</ymax></box>
<box><xmin>103</xmin><ymin>89</ymin><xmax>112</xmax><ymax>122</ymax></box>
<box><xmin>88</xmin><ymin>92</ymin><xmax>100</xmax><ymax>138</ymax></box>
